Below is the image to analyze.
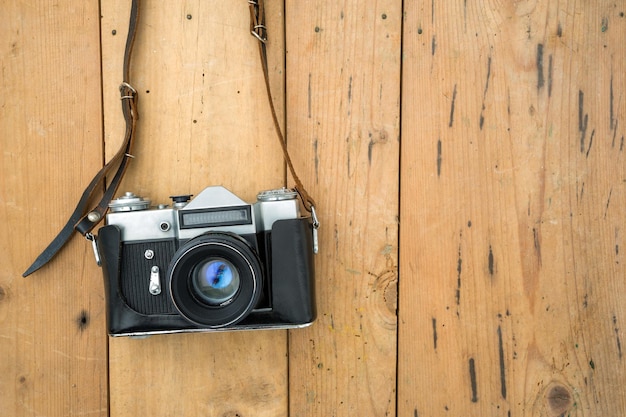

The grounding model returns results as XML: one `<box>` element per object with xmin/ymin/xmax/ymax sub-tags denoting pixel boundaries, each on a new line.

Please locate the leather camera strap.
<box><xmin>23</xmin><ymin>0</ymin><xmax>140</xmax><ymax>277</ymax></box>
<box><xmin>24</xmin><ymin>0</ymin><xmax>317</xmax><ymax>277</ymax></box>
<box><xmin>248</xmin><ymin>1</ymin><xmax>317</xmax><ymax>214</ymax></box>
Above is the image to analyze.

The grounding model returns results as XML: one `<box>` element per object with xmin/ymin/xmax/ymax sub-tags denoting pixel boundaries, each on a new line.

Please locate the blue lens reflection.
<box><xmin>192</xmin><ymin>259</ymin><xmax>240</xmax><ymax>305</ymax></box>
<box><xmin>203</xmin><ymin>262</ymin><xmax>232</xmax><ymax>289</ymax></box>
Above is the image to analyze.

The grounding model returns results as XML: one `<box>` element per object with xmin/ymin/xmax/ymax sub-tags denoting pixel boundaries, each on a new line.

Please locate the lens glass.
<box><xmin>191</xmin><ymin>258</ymin><xmax>240</xmax><ymax>305</ymax></box>
<box><xmin>169</xmin><ymin>233</ymin><xmax>263</xmax><ymax>328</ymax></box>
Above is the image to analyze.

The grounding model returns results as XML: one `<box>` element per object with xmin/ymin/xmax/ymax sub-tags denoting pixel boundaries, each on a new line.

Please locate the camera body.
<box><xmin>98</xmin><ymin>186</ymin><xmax>316</xmax><ymax>337</ymax></box>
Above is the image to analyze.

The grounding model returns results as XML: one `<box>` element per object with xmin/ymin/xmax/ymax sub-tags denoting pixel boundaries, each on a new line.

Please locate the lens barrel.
<box><xmin>168</xmin><ymin>232</ymin><xmax>263</xmax><ymax>328</ymax></box>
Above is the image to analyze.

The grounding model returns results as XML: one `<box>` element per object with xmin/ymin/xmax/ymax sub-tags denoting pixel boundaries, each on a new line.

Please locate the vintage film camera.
<box><xmin>98</xmin><ymin>186</ymin><xmax>316</xmax><ymax>336</ymax></box>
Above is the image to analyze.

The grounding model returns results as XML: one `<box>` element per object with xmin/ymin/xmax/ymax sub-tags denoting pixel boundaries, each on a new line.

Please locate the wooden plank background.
<box><xmin>0</xmin><ymin>2</ymin><xmax>108</xmax><ymax>416</ymax></box>
<box><xmin>1</xmin><ymin>1</ymin><xmax>624</xmax><ymax>416</ymax></box>
<box><xmin>399</xmin><ymin>1</ymin><xmax>626</xmax><ymax>416</ymax></box>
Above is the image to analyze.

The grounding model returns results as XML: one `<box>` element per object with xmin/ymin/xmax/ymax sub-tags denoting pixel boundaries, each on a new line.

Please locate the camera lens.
<box><xmin>191</xmin><ymin>259</ymin><xmax>240</xmax><ymax>305</ymax></box>
<box><xmin>168</xmin><ymin>232</ymin><xmax>263</xmax><ymax>328</ymax></box>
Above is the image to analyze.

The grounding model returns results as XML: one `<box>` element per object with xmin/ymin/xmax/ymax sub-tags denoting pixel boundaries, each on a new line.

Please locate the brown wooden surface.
<box><xmin>1</xmin><ymin>1</ymin><xmax>625</xmax><ymax>416</ymax></box>
<box><xmin>0</xmin><ymin>1</ymin><xmax>108</xmax><ymax>416</ymax></box>
<box><xmin>285</xmin><ymin>1</ymin><xmax>401</xmax><ymax>416</ymax></box>
<box><xmin>399</xmin><ymin>1</ymin><xmax>626</xmax><ymax>416</ymax></box>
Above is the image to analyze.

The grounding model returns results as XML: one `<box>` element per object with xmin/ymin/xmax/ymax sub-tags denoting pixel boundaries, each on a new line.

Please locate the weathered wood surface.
<box><xmin>1</xmin><ymin>0</ymin><xmax>625</xmax><ymax>416</ymax></box>
<box><xmin>285</xmin><ymin>1</ymin><xmax>401</xmax><ymax>416</ymax></box>
<box><xmin>399</xmin><ymin>1</ymin><xmax>626</xmax><ymax>416</ymax></box>
<box><xmin>0</xmin><ymin>1</ymin><xmax>108</xmax><ymax>416</ymax></box>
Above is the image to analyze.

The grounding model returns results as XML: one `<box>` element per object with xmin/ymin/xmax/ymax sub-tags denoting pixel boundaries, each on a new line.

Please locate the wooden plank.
<box><xmin>0</xmin><ymin>1</ymin><xmax>107</xmax><ymax>416</ymax></box>
<box><xmin>100</xmin><ymin>1</ymin><xmax>289</xmax><ymax>416</ymax></box>
<box><xmin>285</xmin><ymin>1</ymin><xmax>401</xmax><ymax>416</ymax></box>
<box><xmin>399</xmin><ymin>1</ymin><xmax>626</xmax><ymax>416</ymax></box>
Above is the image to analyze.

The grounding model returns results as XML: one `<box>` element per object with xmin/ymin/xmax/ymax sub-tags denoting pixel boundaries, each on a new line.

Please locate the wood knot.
<box><xmin>545</xmin><ymin>383</ymin><xmax>573</xmax><ymax>416</ymax></box>
<box><xmin>369</xmin><ymin>261</ymin><xmax>398</xmax><ymax>330</ymax></box>
<box><xmin>0</xmin><ymin>286</ymin><xmax>6</xmax><ymax>302</ymax></box>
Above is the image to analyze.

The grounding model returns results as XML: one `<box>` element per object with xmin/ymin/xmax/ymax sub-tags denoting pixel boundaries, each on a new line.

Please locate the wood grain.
<box><xmin>100</xmin><ymin>1</ymin><xmax>289</xmax><ymax>416</ymax></box>
<box><xmin>285</xmin><ymin>1</ymin><xmax>401</xmax><ymax>416</ymax></box>
<box><xmin>399</xmin><ymin>1</ymin><xmax>626</xmax><ymax>416</ymax></box>
<box><xmin>0</xmin><ymin>1</ymin><xmax>107</xmax><ymax>416</ymax></box>
<box><xmin>3</xmin><ymin>1</ymin><xmax>625</xmax><ymax>415</ymax></box>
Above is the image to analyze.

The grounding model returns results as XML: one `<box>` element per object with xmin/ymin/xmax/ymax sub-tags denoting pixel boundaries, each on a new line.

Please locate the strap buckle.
<box><xmin>251</xmin><ymin>25</ymin><xmax>267</xmax><ymax>43</ymax></box>
<box><xmin>85</xmin><ymin>233</ymin><xmax>102</xmax><ymax>266</ymax></box>
<box><xmin>248</xmin><ymin>0</ymin><xmax>267</xmax><ymax>43</ymax></box>
<box><xmin>310</xmin><ymin>206</ymin><xmax>320</xmax><ymax>254</ymax></box>
<box><xmin>119</xmin><ymin>82</ymin><xmax>137</xmax><ymax>100</ymax></box>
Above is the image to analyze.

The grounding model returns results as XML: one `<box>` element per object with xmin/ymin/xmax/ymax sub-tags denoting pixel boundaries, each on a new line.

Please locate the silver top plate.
<box><xmin>257</xmin><ymin>188</ymin><xmax>298</xmax><ymax>202</ymax></box>
<box><xmin>109</xmin><ymin>192</ymin><xmax>151</xmax><ymax>212</ymax></box>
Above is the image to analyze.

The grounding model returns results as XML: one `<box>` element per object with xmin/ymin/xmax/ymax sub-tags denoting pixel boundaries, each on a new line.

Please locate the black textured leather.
<box><xmin>99</xmin><ymin>218</ymin><xmax>315</xmax><ymax>336</ymax></box>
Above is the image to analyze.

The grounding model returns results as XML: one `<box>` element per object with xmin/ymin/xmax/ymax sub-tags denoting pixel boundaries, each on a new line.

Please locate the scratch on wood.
<box><xmin>367</xmin><ymin>130</ymin><xmax>388</xmax><ymax>166</ymax></box>
<box><xmin>432</xmin><ymin>318</ymin><xmax>438</xmax><ymax>349</ymax></box>
<box><xmin>456</xmin><ymin>242</ymin><xmax>462</xmax><ymax>308</ymax></box>
<box><xmin>533</xmin><ymin>228</ymin><xmax>543</xmax><ymax>266</ymax></box>
<box><xmin>610</xmin><ymin>70</ymin><xmax>615</xmax><ymax>130</ymax></box>
<box><xmin>431</xmin><ymin>0</ymin><xmax>435</xmax><ymax>23</ymax></box>
<box><xmin>614</xmin><ymin>315</ymin><xmax>623</xmax><ymax>359</ymax></box>
<box><xmin>348</xmin><ymin>76</ymin><xmax>353</xmax><ymax>103</ymax></box>
<box><xmin>437</xmin><ymin>139</ymin><xmax>442</xmax><ymax>176</ymax></box>
<box><xmin>314</xmin><ymin>138</ymin><xmax>319</xmax><ymax>183</ymax></box>
<box><xmin>507</xmin><ymin>90</ymin><xmax>511</xmax><ymax>115</ymax></box>
<box><xmin>577</xmin><ymin>180</ymin><xmax>585</xmax><ymax>203</ymax></box>
<box><xmin>463</xmin><ymin>0</ymin><xmax>467</xmax><ymax>31</ymax></box>
<box><xmin>548</xmin><ymin>55</ymin><xmax>553</xmax><ymax>97</ymax></box>
<box><xmin>497</xmin><ymin>326</ymin><xmax>507</xmax><ymax>399</ymax></box>
<box><xmin>610</xmin><ymin>70</ymin><xmax>622</xmax><ymax>149</ymax></box>
<box><xmin>488</xmin><ymin>245</ymin><xmax>494</xmax><ymax>276</ymax></box>
<box><xmin>479</xmin><ymin>56</ymin><xmax>492</xmax><ymax>130</ymax></box>
<box><xmin>579</xmin><ymin>90</ymin><xmax>589</xmax><ymax>153</ymax></box>
<box><xmin>536</xmin><ymin>44</ymin><xmax>553</xmax><ymax>96</ymax></box>
<box><xmin>449</xmin><ymin>84</ymin><xmax>457</xmax><ymax>127</ymax></box>
<box><xmin>469</xmin><ymin>358</ymin><xmax>478</xmax><ymax>402</ymax></box>
<box><xmin>346</xmin><ymin>137</ymin><xmax>352</xmax><ymax>177</ymax></box>
<box><xmin>431</xmin><ymin>35</ymin><xmax>436</xmax><ymax>55</ymax></box>
<box><xmin>586</xmin><ymin>129</ymin><xmax>595</xmax><ymax>158</ymax></box>
<box><xmin>308</xmin><ymin>73</ymin><xmax>312</xmax><ymax>118</ymax></box>
<box><xmin>537</xmin><ymin>44</ymin><xmax>545</xmax><ymax>90</ymax></box>
<box><xmin>604</xmin><ymin>188</ymin><xmax>613</xmax><ymax>218</ymax></box>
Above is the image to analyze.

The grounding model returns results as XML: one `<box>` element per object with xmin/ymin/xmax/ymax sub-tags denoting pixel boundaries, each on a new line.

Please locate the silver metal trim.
<box><xmin>113</xmin><ymin>321</ymin><xmax>315</xmax><ymax>338</ymax></box>
<box><xmin>149</xmin><ymin>266</ymin><xmax>161</xmax><ymax>295</ymax></box>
